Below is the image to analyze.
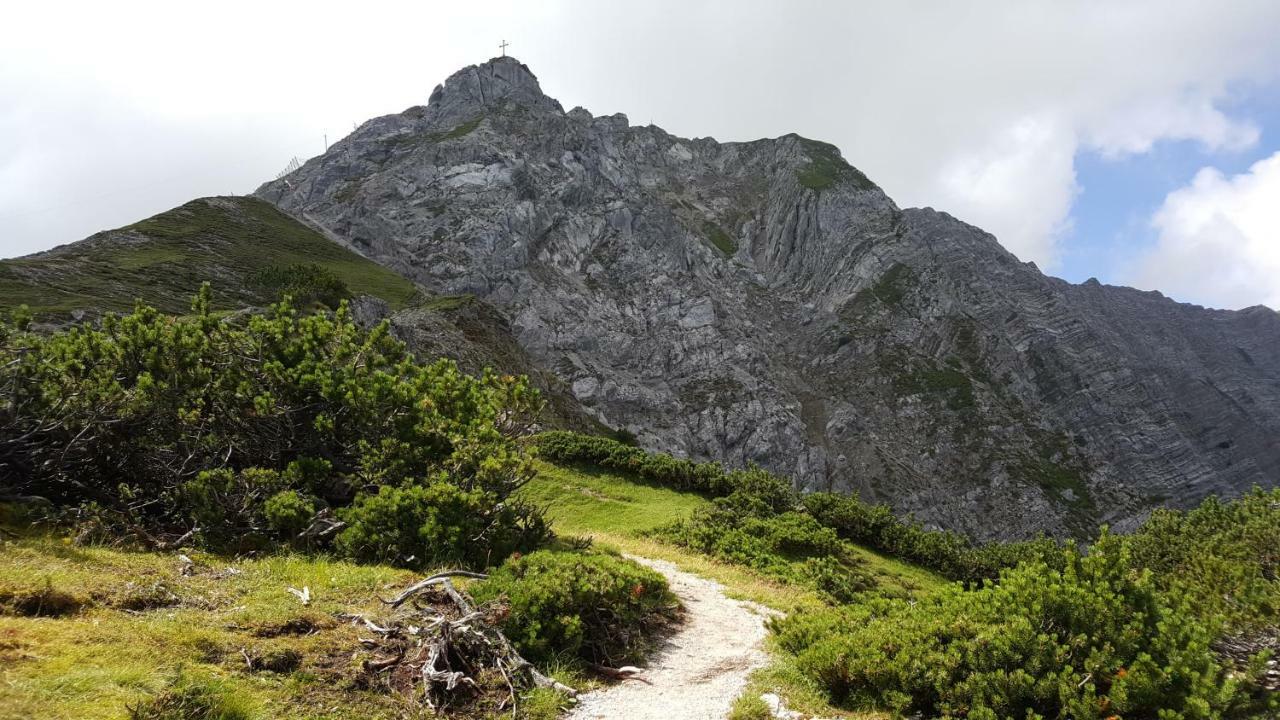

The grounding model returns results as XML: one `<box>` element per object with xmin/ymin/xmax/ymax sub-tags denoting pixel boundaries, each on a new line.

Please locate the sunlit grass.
<box><xmin>521</xmin><ymin>461</ymin><xmax>708</xmax><ymax>535</ymax></box>
<box><xmin>0</xmin><ymin>532</ymin><xmax>414</xmax><ymax>720</ymax></box>
<box><xmin>522</xmin><ymin>460</ymin><xmax>945</xmax><ymax>609</ymax></box>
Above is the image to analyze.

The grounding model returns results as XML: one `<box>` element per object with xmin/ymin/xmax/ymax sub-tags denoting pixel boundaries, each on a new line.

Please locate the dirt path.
<box><xmin>565</xmin><ymin>555</ymin><xmax>776</xmax><ymax>720</ymax></box>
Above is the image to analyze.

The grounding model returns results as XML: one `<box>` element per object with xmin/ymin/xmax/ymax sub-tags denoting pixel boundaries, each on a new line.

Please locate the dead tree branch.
<box><xmin>354</xmin><ymin>571</ymin><xmax>577</xmax><ymax>714</ymax></box>
<box><xmin>382</xmin><ymin>570</ymin><xmax>490</xmax><ymax>609</ymax></box>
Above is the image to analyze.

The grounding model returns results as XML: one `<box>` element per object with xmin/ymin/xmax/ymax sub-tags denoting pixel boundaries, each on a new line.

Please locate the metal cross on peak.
<box><xmin>499</xmin><ymin>39</ymin><xmax>510</xmax><ymax>57</ymax></box>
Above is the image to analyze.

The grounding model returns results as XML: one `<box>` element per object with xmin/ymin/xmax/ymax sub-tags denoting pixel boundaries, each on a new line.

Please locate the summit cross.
<box><xmin>499</xmin><ymin>40</ymin><xmax>510</xmax><ymax>56</ymax></box>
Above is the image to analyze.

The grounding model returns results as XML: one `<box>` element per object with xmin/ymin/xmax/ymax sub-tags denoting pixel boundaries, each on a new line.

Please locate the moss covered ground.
<box><xmin>0</xmin><ymin>529</ymin><xmax>415</xmax><ymax>719</ymax></box>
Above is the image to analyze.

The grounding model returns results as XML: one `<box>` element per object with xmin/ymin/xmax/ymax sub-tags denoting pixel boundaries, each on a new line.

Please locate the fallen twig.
<box><xmin>297</xmin><ymin>509</ymin><xmax>346</xmax><ymax>542</ymax></box>
<box><xmin>588</xmin><ymin>662</ymin><xmax>651</xmax><ymax>684</ymax></box>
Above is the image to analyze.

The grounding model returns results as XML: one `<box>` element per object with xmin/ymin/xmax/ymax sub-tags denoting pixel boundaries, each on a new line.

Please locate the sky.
<box><xmin>3</xmin><ymin>1</ymin><xmax>1280</xmax><ymax>310</ymax></box>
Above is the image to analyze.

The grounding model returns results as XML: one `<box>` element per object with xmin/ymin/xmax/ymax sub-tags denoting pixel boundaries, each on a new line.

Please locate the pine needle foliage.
<box><xmin>0</xmin><ymin>287</ymin><xmax>547</xmax><ymax>567</ymax></box>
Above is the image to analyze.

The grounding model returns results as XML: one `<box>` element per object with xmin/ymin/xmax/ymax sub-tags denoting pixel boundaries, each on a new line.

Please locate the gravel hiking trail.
<box><xmin>565</xmin><ymin>555</ymin><xmax>776</xmax><ymax>720</ymax></box>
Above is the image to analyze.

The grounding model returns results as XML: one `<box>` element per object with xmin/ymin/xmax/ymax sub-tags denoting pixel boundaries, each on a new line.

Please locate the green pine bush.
<box><xmin>0</xmin><ymin>287</ymin><xmax>545</xmax><ymax>567</ymax></box>
<box><xmin>254</xmin><ymin>262</ymin><xmax>350</xmax><ymax>308</ymax></box>
<box><xmin>335</xmin><ymin>479</ymin><xmax>547</xmax><ymax>568</ymax></box>
<box><xmin>778</xmin><ymin>532</ymin><xmax>1258</xmax><ymax>718</ymax></box>
<box><xmin>534</xmin><ymin>430</ymin><xmax>726</xmax><ymax>491</ymax></box>
<box><xmin>658</xmin><ymin>492</ymin><xmax>874</xmax><ymax>601</ymax></box>
<box><xmin>262</xmin><ymin>490</ymin><xmax>317</xmax><ymax>538</ymax></box>
<box><xmin>774</xmin><ymin>510</ymin><xmax>1280</xmax><ymax>719</ymax></box>
<box><xmin>1126</xmin><ymin>488</ymin><xmax>1280</xmax><ymax>630</ymax></box>
<box><xmin>802</xmin><ymin>492</ymin><xmax>1061</xmax><ymax>583</ymax></box>
<box><xmin>471</xmin><ymin>550</ymin><xmax>677</xmax><ymax>664</ymax></box>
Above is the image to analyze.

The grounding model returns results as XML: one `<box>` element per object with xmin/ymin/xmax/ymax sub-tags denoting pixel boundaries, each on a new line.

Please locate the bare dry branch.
<box><xmin>357</xmin><ymin>572</ymin><xmax>577</xmax><ymax>713</ymax></box>
<box><xmin>382</xmin><ymin>570</ymin><xmax>489</xmax><ymax>609</ymax></box>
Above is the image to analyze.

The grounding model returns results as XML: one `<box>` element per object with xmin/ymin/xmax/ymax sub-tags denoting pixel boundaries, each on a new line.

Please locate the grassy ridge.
<box><xmin>533</xmin><ymin>431</ymin><xmax>1056</xmax><ymax>584</ymax></box>
<box><xmin>0</xmin><ymin>197</ymin><xmax>419</xmax><ymax>317</ymax></box>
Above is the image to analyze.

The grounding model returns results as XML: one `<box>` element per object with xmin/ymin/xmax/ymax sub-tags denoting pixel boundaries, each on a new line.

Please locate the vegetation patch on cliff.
<box><xmin>866</xmin><ymin>262</ymin><xmax>914</xmax><ymax>306</ymax></box>
<box><xmin>389</xmin><ymin>116</ymin><xmax>484</xmax><ymax>150</ymax></box>
<box><xmin>795</xmin><ymin>137</ymin><xmax>878</xmax><ymax>192</ymax></box>
<box><xmin>702</xmin><ymin>220</ymin><xmax>737</xmax><ymax>256</ymax></box>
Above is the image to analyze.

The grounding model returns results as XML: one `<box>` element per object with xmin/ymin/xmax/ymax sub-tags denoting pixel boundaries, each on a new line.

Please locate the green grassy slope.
<box><xmin>0</xmin><ymin>197</ymin><xmax>419</xmax><ymax>317</ymax></box>
<box><xmin>0</xmin><ymin>531</ymin><xmax>416</xmax><ymax>720</ymax></box>
<box><xmin>522</xmin><ymin>460</ymin><xmax>945</xmax><ymax>609</ymax></box>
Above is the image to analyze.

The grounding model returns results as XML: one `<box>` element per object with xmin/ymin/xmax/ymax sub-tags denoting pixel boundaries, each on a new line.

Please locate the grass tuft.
<box><xmin>127</xmin><ymin>672</ymin><xmax>254</xmax><ymax>720</ymax></box>
<box><xmin>703</xmin><ymin>221</ymin><xmax>737</xmax><ymax>256</ymax></box>
<box><xmin>519</xmin><ymin>687</ymin><xmax>567</xmax><ymax>720</ymax></box>
<box><xmin>0</xmin><ymin>582</ymin><xmax>85</xmax><ymax>617</ymax></box>
<box><xmin>728</xmin><ymin>693</ymin><xmax>772</xmax><ymax>720</ymax></box>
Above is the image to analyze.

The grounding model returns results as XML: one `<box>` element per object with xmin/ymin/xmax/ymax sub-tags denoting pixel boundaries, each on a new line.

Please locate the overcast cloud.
<box><xmin>3</xmin><ymin>1</ymin><xmax>1279</xmax><ymax>308</ymax></box>
<box><xmin>1130</xmin><ymin>151</ymin><xmax>1280</xmax><ymax>309</ymax></box>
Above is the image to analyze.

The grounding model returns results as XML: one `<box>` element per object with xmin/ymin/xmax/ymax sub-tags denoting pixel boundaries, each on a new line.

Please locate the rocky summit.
<box><xmin>255</xmin><ymin>57</ymin><xmax>1280</xmax><ymax>540</ymax></box>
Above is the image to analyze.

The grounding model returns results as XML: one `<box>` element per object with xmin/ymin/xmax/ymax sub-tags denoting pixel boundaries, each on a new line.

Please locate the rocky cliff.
<box><xmin>255</xmin><ymin>57</ymin><xmax>1280</xmax><ymax>539</ymax></box>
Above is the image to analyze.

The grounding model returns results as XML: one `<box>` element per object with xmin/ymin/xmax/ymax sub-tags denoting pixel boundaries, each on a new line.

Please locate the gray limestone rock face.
<box><xmin>256</xmin><ymin>57</ymin><xmax>1280</xmax><ymax>540</ymax></box>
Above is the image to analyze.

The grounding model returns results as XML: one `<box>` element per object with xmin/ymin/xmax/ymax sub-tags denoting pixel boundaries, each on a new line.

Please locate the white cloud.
<box><xmin>2</xmin><ymin>0</ymin><xmax>1280</xmax><ymax>275</ymax></box>
<box><xmin>1080</xmin><ymin>95</ymin><xmax>1259</xmax><ymax>157</ymax></box>
<box><xmin>1128</xmin><ymin>152</ymin><xmax>1280</xmax><ymax>309</ymax></box>
<box><xmin>933</xmin><ymin>115</ymin><xmax>1079</xmax><ymax>268</ymax></box>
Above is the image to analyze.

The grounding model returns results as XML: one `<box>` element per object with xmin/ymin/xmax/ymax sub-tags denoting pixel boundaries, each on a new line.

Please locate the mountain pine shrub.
<box><xmin>253</xmin><ymin>262</ymin><xmax>350</xmax><ymax>308</ymax></box>
<box><xmin>0</xmin><ymin>288</ymin><xmax>546</xmax><ymax>566</ymax></box>
<box><xmin>776</xmin><ymin>531</ymin><xmax>1265</xmax><ymax>719</ymax></box>
<box><xmin>534</xmin><ymin>430</ymin><xmax>726</xmax><ymax>492</ymax></box>
<box><xmin>335</xmin><ymin>479</ymin><xmax>547</xmax><ymax>568</ymax></box>
<box><xmin>802</xmin><ymin>492</ymin><xmax>1061</xmax><ymax>583</ymax></box>
<box><xmin>1126</xmin><ymin>488</ymin><xmax>1280</xmax><ymax>631</ymax></box>
<box><xmin>471</xmin><ymin>549</ymin><xmax>677</xmax><ymax>664</ymax></box>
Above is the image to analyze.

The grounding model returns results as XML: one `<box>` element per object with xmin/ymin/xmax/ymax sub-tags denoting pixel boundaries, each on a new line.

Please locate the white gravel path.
<box><xmin>565</xmin><ymin>555</ymin><xmax>776</xmax><ymax>720</ymax></box>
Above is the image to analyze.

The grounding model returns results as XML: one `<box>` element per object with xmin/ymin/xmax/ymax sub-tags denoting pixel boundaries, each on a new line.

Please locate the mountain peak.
<box><xmin>256</xmin><ymin>56</ymin><xmax>1280</xmax><ymax>542</ymax></box>
<box><xmin>425</xmin><ymin>56</ymin><xmax>562</xmax><ymax>126</ymax></box>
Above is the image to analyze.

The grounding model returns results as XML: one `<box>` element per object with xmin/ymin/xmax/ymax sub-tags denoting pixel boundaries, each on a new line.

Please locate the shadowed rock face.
<box><xmin>256</xmin><ymin>57</ymin><xmax>1280</xmax><ymax>540</ymax></box>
